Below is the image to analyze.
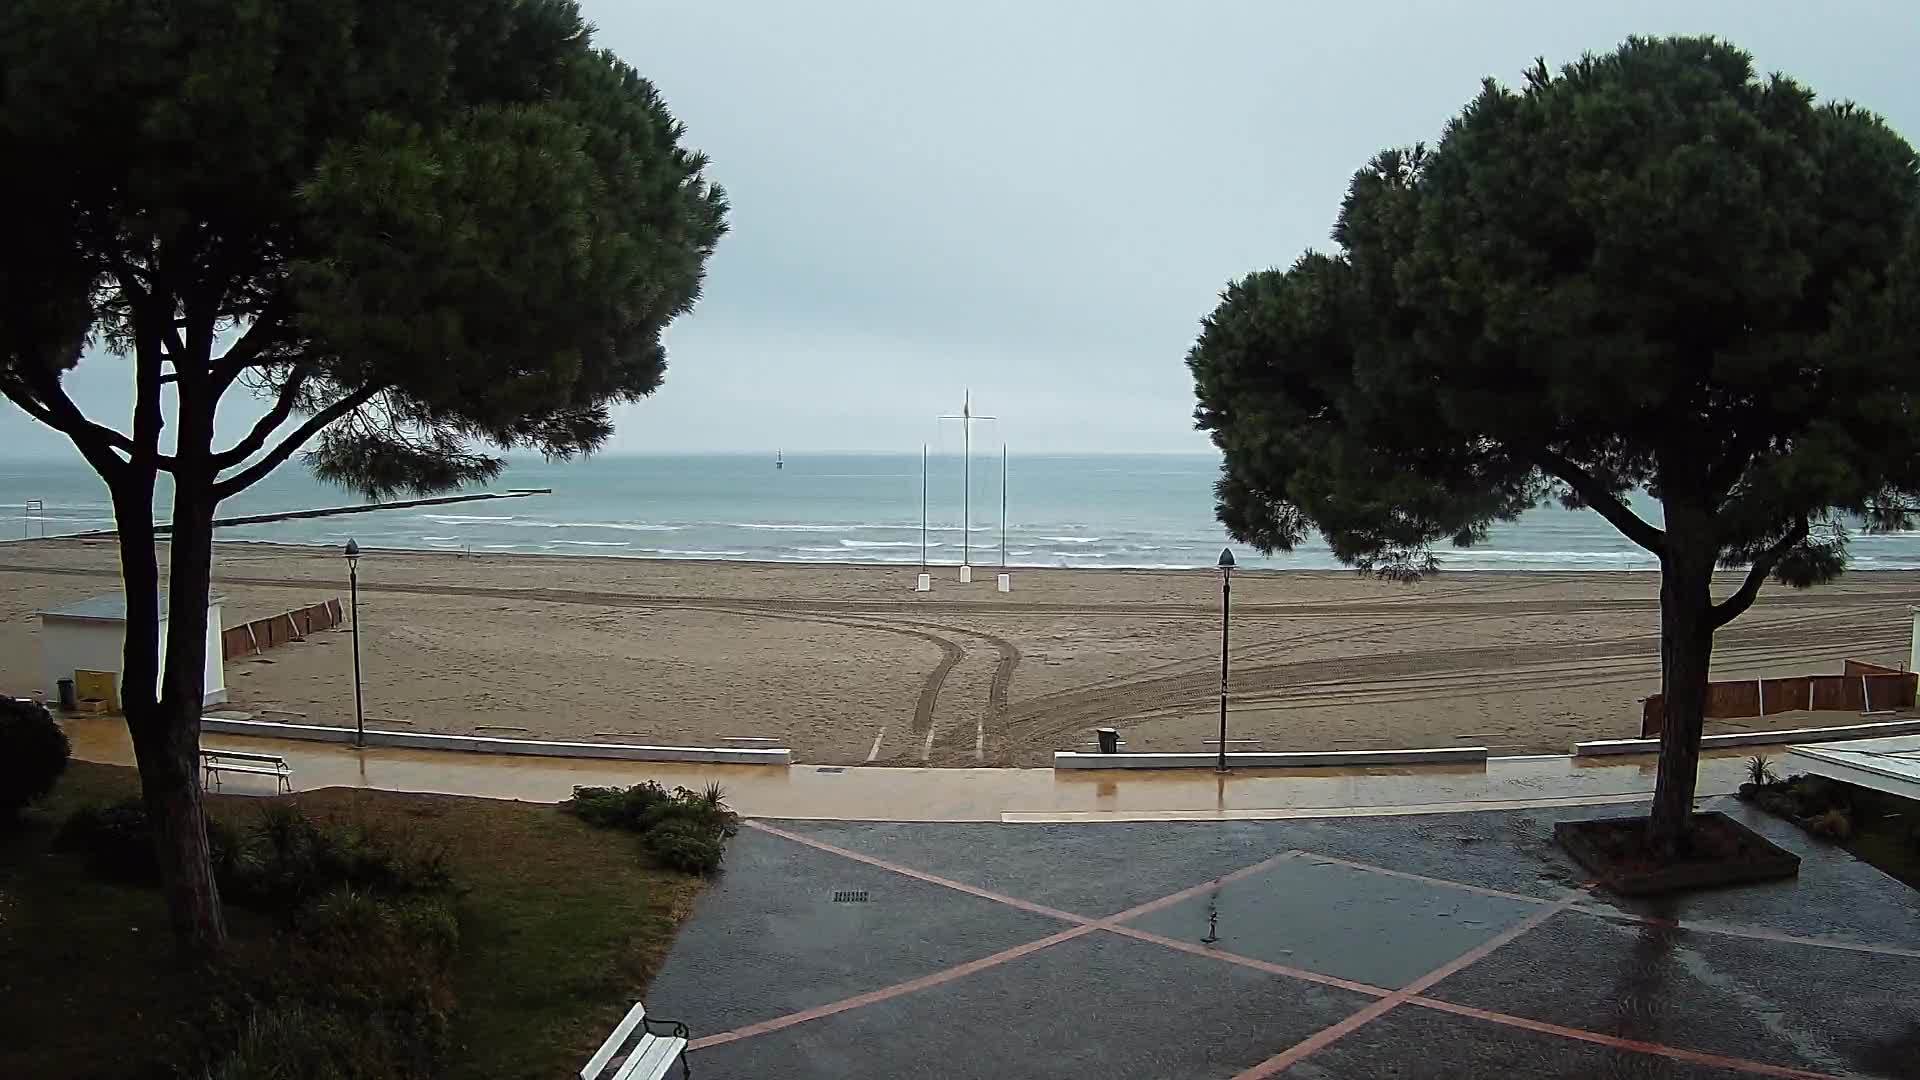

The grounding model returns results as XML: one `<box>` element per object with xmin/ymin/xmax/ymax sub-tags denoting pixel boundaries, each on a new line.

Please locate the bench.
<box><xmin>581</xmin><ymin>1000</ymin><xmax>690</xmax><ymax>1080</ymax></box>
<box><xmin>200</xmin><ymin>748</ymin><xmax>292</xmax><ymax>794</ymax></box>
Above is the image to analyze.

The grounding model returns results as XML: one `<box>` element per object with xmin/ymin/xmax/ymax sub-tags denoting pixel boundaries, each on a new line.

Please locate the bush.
<box><xmin>1807</xmin><ymin>808</ymin><xmax>1854</xmax><ymax>842</ymax></box>
<box><xmin>224</xmin><ymin>804</ymin><xmax>451</xmax><ymax>912</ymax></box>
<box><xmin>54</xmin><ymin>797</ymin><xmax>239</xmax><ymax>883</ymax></box>
<box><xmin>565</xmin><ymin>781</ymin><xmax>738</xmax><ymax>874</ymax></box>
<box><xmin>0</xmin><ymin>696</ymin><xmax>70</xmax><ymax>821</ymax></box>
<box><xmin>645</xmin><ymin>818</ymin><xmax>728</xmax><ymax>875</ymax></box>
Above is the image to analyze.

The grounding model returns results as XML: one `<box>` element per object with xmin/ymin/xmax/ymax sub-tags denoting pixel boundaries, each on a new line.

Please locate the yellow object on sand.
<box><xmin>74</xmin><ymin>669</ymin><xmax>118</xmax><ymax>713</ymax></box>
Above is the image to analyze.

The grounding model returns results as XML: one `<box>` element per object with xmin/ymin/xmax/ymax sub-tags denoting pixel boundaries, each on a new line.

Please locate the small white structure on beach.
<box><xmin>36</xmin><ymin>593</ymin><xmax>227</xmax><ymax>707</ymax></box>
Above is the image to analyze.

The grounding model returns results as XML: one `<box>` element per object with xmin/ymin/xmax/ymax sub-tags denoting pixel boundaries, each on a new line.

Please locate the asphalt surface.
<box><xmin>642</xmin><ymin>798</ymin><xmax>1920</xmax><ymax>1079</ymax></box>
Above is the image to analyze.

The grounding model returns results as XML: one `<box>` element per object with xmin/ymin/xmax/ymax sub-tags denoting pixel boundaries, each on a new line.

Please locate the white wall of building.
<box><xmin>38</xmin><ymin>599</ymin><xmax>227</xmax><ymax>707</ymax></box>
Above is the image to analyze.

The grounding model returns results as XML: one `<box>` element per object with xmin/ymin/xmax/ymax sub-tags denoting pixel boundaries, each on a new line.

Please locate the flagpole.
<box><xmin>1000</xmin><ymin>443</ymin><xmax>1008</xmax><ymax>568</ymax></box>
<box><xmin>921</xmin><ymin>443</ymin><xmax>929</xmax><ymax>568</ymax></box>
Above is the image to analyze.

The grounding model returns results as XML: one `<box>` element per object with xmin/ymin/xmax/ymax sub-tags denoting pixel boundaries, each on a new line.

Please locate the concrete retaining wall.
<box><xmin>199</xmin><ymin>716</ymin><xmax>792</xmax><ymax>765</ymax></box>
<box><xmin>1574</xmin><ymin>717</ymin><xmax>1920</xmax><ymax>757</ymax></box>
<box><xmin>1053</xmin><ymin>746</ymin><xmax>1489</xmax><ymax>770</ymax></box>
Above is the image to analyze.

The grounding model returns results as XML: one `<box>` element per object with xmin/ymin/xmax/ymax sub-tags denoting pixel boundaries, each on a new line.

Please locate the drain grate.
<box><xmin>832</xmin><ymin>890</ymin><xmax>870</xmax><ymax>903</ymax></box>
<box><xmin>816</xmin><ymin>767</ymin><xmax>847</xmax><ymax>774</ymax></box>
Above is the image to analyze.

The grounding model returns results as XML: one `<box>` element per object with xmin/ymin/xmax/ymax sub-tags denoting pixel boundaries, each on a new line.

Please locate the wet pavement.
<box><xmin>647</xmin><ymin>799</ymin><xmax>1920</xmax><ymax>1079</ymax></box>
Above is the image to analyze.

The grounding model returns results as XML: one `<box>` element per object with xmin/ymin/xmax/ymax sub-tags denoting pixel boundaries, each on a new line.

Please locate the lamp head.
<box><xmin>1217</xmin><ymin>547</ymin><xmax>1235</xmax><ymax>572</ymax></box>
<box><xmin>344</xmin><ymin>538</ymin><xmax>360</xmax><ymax>566</ymax></box>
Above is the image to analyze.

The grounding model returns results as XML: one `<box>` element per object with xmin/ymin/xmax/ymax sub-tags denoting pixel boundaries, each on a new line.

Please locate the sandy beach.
<box><xmin>2</xmin><ymin>538</ymin><xmax>1915</xmax><ymax>766</ymax></box>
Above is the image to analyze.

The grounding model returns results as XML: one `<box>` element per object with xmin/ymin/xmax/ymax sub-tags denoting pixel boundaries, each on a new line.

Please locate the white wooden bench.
<box><xmin>581</xmin><ymin>1000</ymin><xmax>690</xmax><ymax>1080</ymax></box>
<box><xmin>200</xmin><ymin>748</ymin><xmax>292</xmax><ymax>794</ymax></box>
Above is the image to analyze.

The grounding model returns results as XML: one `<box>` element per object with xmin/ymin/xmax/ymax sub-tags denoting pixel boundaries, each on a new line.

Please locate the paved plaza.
<box><xmin>647</xmin><ymin>799</ymin><xmax>1920</xmax><ymax>1078</ymax></box>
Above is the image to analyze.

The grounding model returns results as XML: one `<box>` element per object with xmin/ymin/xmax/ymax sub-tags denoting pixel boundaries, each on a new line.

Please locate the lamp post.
<box><xmin>345</xmin><ymin>539</ymin><xmax>365</xmax><ymax>748</ymax></box>
<box><xmin>1216</xmin><ymin>547</ymin><xmax>1234</xmax><ymax>773</ymax></box>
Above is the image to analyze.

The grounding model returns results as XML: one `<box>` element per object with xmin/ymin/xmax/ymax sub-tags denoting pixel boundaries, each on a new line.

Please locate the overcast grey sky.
<box><xmin>8</xmin><ymin>1</ymin><xmax>1918</xmax><ymax>458</ymax></box>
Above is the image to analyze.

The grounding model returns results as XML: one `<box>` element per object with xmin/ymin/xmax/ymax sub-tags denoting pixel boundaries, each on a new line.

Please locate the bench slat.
<box><xmin>202</xmin><ymin>750</ymin><xmax>288</xmax><ymax>766</ymax></box>
<box><xmin>612</xmin><ymin>1035</ymin><xmax>685</xmax><ymax>1080</ymax></box>
<box><xmin>207</xmin><ymin>764</ymin><xmax>285</xmax><ymax>776</ymax></box>
<box><xmin>580</xmin><ymin>1001</ymin><xmax>648</xmax><ymax>1080</ymax></box>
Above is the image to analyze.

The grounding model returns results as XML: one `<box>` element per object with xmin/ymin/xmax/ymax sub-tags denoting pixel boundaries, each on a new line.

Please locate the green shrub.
<box><xmin>54</xmin><ymin>797</ymin><xmax>239</xmax><ymax>883</ymax></box>
<box><xmin>224</xmin><ymin>804</ymin><xmax>450</xmax><ymax>912</ymax></box>
<box><xmin>1807</xmin><ymin>808</ymin><xmax>1854</xmax><ymax>842</ymax></box>
<box><xmin>0</xmin><ymin>696</ymin><xmax>70</xmax><ymax>821</ymax></box>
<box><xmin>563</xmin><ymin>782</ymin><xmax>674</xmax><ymax>830</ymax></box>
<box><xmin>645</xmin><ymin>818</ymin><xmax>728</xmax><ymax>875</ymax></box>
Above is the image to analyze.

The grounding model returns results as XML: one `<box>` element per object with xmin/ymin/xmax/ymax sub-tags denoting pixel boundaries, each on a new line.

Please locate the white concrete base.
<box><xmin>996</xmin><ymin>573</ymin><xmax>1011</xmax><ymax>592</ymax></box>
<box><xmin>1573</xmin><ymin>716</ymin><xmax>1920</xmax><ymax>757</ymax></box>
<box><xmin>1785</xmin><ymin>735</ymin><xmax>1920</xmax><ymax>801</ymax></box>
<box><xmin>915</xmin><ymin>573</ymin><xmax>931</xmax><ymax>592</ymax></box>
<box><xmin>199</xmin><ymin>716</ymin><xmax>792</xmax><ymax>765</ymax></box>
<box><xmin>959</xmin><ymin>564</ymin><xmax>973</xmax><ymax>583</ymax></box>
<box><xmin>1053</xmin><ymin>746</ymin><xmax>1489</xmax><ymax>769</ymax></box>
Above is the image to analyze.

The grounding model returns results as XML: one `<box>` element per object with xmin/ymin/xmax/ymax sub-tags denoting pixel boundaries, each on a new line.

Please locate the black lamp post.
<box><xmin>345</xmin><ymin>539</ymin><xmax>365</xmax><ymax>748</ymax></box>
<box><xmin>1216</xmin><ymin>547</ymin><xmax>1234</xmax><ymax>773</ymax></box>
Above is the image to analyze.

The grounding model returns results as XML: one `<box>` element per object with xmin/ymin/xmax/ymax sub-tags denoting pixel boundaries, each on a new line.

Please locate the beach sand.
<box><xmin>2</xmin><ymin>538</ymin><xmax>1915</xmax><ymax>766</ymax></box>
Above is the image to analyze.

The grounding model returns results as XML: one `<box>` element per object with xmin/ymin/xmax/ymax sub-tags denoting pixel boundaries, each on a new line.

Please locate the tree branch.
<box><xmin>212</xmin><ymin>366</ymin><xmax>312</xmax><ymax>469</ymax></box>
<box><xmin>1</xmin><ymin>369</ymin><xmax>148</xmax><ymax>474</ymax></box>
<box><xmin>212</xmin><ymin>384</ymin><xmax>381</xmax><ymax>500</ymax></box>
<box><xmin>210</xmin><ymin>297</ymin><xmax>290</xmax><ymax>396</ymax></box>
<box><xmin>1533</xmin><ymin>449</ymin><xmax>1666</xmax><ymax>555</ymax></box>
<box><xmin>1709</xmin><ymin>519</ymin><xmax>1810</xmax><ymax>630</ymax></box>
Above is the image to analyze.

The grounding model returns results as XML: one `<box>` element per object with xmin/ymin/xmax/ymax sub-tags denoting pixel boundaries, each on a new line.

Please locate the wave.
<box><xmin>839</xmin><ymin>539</ymin><xmax>921</xmax><ymax>549</ymax></box>
<box><xmin>1039</xmin><ymin>536</ymin><xmax>1102</xmax><ymax>544</ymax></box>
<box><xmin>420</xmin><ymin>535</ymin><xmax>459</xmax><ymax>542</ymax></box>
<box><xmin>421</xmin><ymin>513</ymin><xmax>517</xmax><ymax>523</ymax></box>
<box><xmin>643</xmin><ymin>547</ymin><xmax>750</xmax><ymax>557</ymax></box>
<box><xmin>510</xmin><ymin>520</ymin><xmax>682</xmax><ymax>532</ymax></box>
<box><xmin>550</xmin><ymin>539</ymin><xmax>631</xmax><ymax>547</ymax></box>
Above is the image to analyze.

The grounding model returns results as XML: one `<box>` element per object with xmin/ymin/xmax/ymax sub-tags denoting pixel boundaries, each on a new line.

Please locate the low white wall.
<box><xmin>1053</xmin><ymin>746</ymin><xmax>1489</xmax><ymax>770</ymax></box>
<box><xmin>1574</xmin><ymin>717</ymin><xmax>1920</xmax><ymax>757</ymax></box>
<box><xmin>198</xmin><ymin>716</ymin><xmax>792</xmax><ymax>765</ymax></box>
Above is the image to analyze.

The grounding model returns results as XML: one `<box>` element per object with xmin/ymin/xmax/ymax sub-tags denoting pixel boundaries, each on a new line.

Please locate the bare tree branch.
<box><xmin>1</xmin><ymin>368</ymin><xmax>151</xmax><ymax>473</ymax></box>
<box><xmin>1534</xmin><ymin>449</ymin><xmax>1667</xmax><ymax>555</ymax></box>
<box><xmin>211</xmin><ymin>365</ymin><xmax>312</xmax><ymax>469</ymax></box>
<box><xmin>209</xmin><ymin>296</ymin><xmax>290</xmax><ymax>396</ymax></box>
<box><xmin>211</xmin><ymin>384</ymin><xmax>380</xmax><ymax>500</ymax></box>
<box><xmin>1709</xmin><ymin>518</ymin><xmax>1810</xmax><ymax>630</ymax></box>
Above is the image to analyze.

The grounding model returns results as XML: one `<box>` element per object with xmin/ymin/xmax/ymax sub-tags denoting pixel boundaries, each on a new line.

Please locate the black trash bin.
<box><xmin>57</xmin><ymin>677</ymin><xmax>78</xmax><ymax>713</ymax></box>
<box><xmin>1096</xmin><ymin>727</ymin><xmax>1119</xmax><ymax>754</ymax></box>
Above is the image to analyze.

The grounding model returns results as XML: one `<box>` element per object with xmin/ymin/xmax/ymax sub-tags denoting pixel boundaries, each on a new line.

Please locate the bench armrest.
<box><xmin>640</xmin><ymin>1016</ymin><xmax>691</xmax><ymax>1041</ymax></box>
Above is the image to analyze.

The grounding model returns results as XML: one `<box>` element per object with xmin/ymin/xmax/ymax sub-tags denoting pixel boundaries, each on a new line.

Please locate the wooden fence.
<box><xmin>1641</xmin><ymin>659</ymin><xmax>1917</xmax><ymax>737</ymax></box>
<box><xmin>221</xmin><ymin>599</ymin><xmax>344</xmax><ymax>660</ymax></box>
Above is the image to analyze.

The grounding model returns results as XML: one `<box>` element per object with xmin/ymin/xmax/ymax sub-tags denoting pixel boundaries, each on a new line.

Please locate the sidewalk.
<box><xmin>64</xmin><ymin>717</ymin><xmax>1757</xmax><ymax>822</ymax></box>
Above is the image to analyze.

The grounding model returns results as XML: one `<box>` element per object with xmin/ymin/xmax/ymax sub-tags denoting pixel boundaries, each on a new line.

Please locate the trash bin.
<box><xmin>1096</xmin><ymin>727</ymin><xmax>1119</xmax><ymax>754</ymax></box>
<box><xmin>57</xmin><ymin>677</ymin><xmax>78</xmax><ymax>713</ymax></box>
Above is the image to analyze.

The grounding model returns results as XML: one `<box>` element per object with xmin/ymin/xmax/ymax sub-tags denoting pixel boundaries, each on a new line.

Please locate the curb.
<box><xmin>199</xmin><ymin>716</ymin><xmax>793</xmax><ymax>765</ymax></box>
<box><xmin>1052</xmin><ymin>746</ymin><xmax>1489</xmax><ymax>770</ymax></box>
<box><xmin>1573</xmin><ymin>717</ymin><xmax>1920</xmax><ymax>757</ymax></box>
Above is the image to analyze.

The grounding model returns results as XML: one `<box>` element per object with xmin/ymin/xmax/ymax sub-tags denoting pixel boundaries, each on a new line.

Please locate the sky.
<box><xmin>7</xmin><ymin>0</ymin><xmax>1919</xmax><ymax>458</ymax></box>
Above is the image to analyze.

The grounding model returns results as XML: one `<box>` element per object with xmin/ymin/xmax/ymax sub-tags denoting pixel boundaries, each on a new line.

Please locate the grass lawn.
<box><xmin>0</xmin><ymin>762</ymin><xmax>707</xmax><ymax>1080</ymax></box>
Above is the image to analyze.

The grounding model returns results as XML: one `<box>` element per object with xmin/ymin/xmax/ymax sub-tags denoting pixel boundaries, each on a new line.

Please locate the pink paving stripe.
<box><xmin>1568</xmin><ymin>904</ymin><xmax>1920</xmax><ymax>960</ymax></box>
<box><xmin>1408</xmin><ymin>998</ymin><xmax>1842</xmax><ymax>1080</ymax></box>
<box><xmin>1104</xmin><ymin>924</ymin><xmax>1391</xmax><ymax>999</ymax></box>
<box><xmin>1231</xmin><ymin>895</ymin><xmax>1579</xmax><ymax>1079</ymax></box>
<box><xmin>1298</xmin><ymin>852</ymin><xmax>1554</xmax><ymax>905</ymax></box>
<box><xmin>688</xmin><ymin>924</ymin><xmax>1097</xmax><ymax>1050</ymax></box>
<box><xmin>1100</xmin><ymin>850</ymin><xmax>1301</xmax><ymax>922</ymax></box>
<box><xmin>745</xmin><ymin>820</ymin><xmax>1092</xmax><ymax>924</ymax></box>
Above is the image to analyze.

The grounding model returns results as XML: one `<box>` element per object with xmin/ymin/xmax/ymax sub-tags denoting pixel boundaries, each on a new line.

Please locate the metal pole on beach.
<box><xmin>922</xmin><ymin>444</ymin><xmax>929</xmax><ymax>568</ymax></box>
<box><xmin>1000</xmin><ymin>444</ymin><xmax>1008</xmax><ymax>567</ymax></box>
<box><xmin>345</xmin><ymin>539</ymin><xmax>365</xmax><ymax>748</ymax></box>
<box><xmin>1216</xmin><ymin>548</ymin><xmax>1234</xmax><ymax>772</ymax></box>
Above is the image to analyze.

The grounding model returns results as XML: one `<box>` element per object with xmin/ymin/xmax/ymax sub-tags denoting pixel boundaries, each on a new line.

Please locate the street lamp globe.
<box><xmin>1217</xmin><ymin>547</ymin><xmax>1235</xmax><ymax>573</ymax></box>
<box><xmin>344</xmin><ymin>538</ymin><xmax>360</xmax><ymax>567</ymax></box>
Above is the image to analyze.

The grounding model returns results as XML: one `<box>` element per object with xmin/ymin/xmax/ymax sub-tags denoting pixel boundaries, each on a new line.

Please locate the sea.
<box><xmin>3</xmin><ymin>452</ymin><xmax>1918</xmax><ymax>572</ymax></box>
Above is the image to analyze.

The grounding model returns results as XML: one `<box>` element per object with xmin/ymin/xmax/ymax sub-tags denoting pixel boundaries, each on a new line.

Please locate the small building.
<box><xmin>36</xmin><ymin>593</ymin><xmax>228</xmax><ymax>708</ymax></box>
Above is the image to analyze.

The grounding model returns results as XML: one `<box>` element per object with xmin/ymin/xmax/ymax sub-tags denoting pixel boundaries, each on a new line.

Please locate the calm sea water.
<box><xmin>3</xmin><ymin>452</ymin><xmax>1917</xmax><ymax>571</ymax></box>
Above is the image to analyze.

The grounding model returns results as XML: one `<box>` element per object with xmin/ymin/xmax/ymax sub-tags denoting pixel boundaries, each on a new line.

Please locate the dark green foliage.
<box><xmin>57</xmin><ymin>799</ymin><xmax>446</xmax><ymax>908</ymax></box>
<box><xmin>0</xmin><ymin>696</ymin><xmax>69</xmax><ymax>820</ymax></box>
<box><xmin>1190</xmin><ymin>36</ymin><xmax>1920</xmax><ymax>843</ymax></box>
<box><xmin>1191</xmin><ymin>36</ymin><xmax>1920</xmax><ymax>580</ymax></box>
<box><xmin>644</xmin><ymin>819</ymin><xmax>729</xmax><ymax>876</ymax></box>
<box><xmin>223</xmin><ymin>803</ymin><xmax>451</xmax><ymax>912</ymax></box>
<box><xmin>564</xmin><ymin>782</ymin><xmax>739</xmax><ymax>874</ymax></box>
<box><xmin>55</xmin><ymin>797</ymin><xmax>239</xmax><ymax>883</ymax></box>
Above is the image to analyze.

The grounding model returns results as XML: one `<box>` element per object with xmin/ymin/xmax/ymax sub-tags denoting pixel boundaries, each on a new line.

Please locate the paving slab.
<box><xmin>1123</xmin><ymin>856</ymin><xmax>1542</xmax><ymax>989</ymax></box>
<box><xmin>684</xmin><ymin>931</ymin><xmax>1375</xmax><ymax>1080</ymax></box>
<box><xmin>1286</xmin><ymin>1003</ymin><xmax>1764</xmax><ymax>1080</ymax></box>
<box><xmin>1428</xmin><ymin>908</ymin><xmax>1920</xmax><ymax>1078</ymax></box>
<box><xmin>644</xmin><ymin>828</ymin><xmax>1065</xmax><ymax>1033</ymax></box>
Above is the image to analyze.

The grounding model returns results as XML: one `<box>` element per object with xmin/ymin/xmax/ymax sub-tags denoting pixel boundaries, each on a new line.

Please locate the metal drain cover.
<box><xmin>832</xmin><ymin>890</ymin><xmax>870</xmax><ymax>903</ymax></box>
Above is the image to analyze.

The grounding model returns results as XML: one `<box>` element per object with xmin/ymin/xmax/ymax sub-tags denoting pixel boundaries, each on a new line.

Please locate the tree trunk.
<box><xmin>1648</xmin><ymin>509</ymin><xmax>1717</xmax><ymax>857</ymax></box>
